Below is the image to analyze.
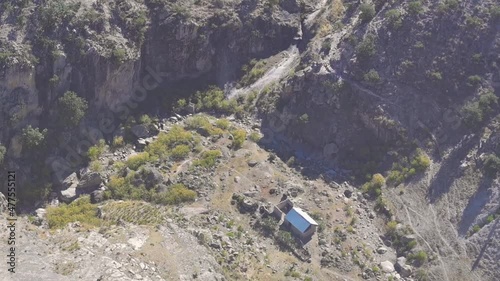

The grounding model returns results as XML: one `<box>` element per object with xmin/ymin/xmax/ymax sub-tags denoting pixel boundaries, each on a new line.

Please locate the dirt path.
<box><xmin>228</xmin><ymin>45</ymin><xmax>299</xmax><ymax>99</ymax></box>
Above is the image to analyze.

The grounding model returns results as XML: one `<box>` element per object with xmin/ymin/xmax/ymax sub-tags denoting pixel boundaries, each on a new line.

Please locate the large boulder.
<box><xmin>60</xmin><ymin>172</ymin><xmax>79</xmax><ymax>190</ymax></box>
<box><xmin>60</xmin><ymin>186</ymin><xmax>77</xmax><ymax>203</ymax></box>
<box><xmin>142</xmin><ymin>167</ymin><xmax>163</xmax><ymax>188</ymax></box>
<box><xmin>395</xmin><ymin>257</ymin><xmax>412</xmax><ymax>277</ymax></box>
<box><xmin>131</xmin><ymin>124</ymin><xmax>150</xmax><ymax>139</ymax></box>
<box><xmin>77</xmin><ymin>172</ymin><xmax>102</xmax><ymax>190</ymax></box>
<box><xmin>380</xmin><ymin>261</ymin><xmax>395</xmax><ymax>273</ymax></box>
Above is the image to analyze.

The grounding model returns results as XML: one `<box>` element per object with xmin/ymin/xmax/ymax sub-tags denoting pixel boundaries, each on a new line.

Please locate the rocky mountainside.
<box><xmin>0</xmin><ymin>0</ymin><xmax>499</xmax><ymax>281</ymax></box>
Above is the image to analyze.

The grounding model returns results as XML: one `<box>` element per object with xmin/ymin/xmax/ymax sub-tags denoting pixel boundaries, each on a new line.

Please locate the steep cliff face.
<box><xmin>0</xmin><ymin>0</ymin><xmax>305</xmax><ymax>153</ymax></box>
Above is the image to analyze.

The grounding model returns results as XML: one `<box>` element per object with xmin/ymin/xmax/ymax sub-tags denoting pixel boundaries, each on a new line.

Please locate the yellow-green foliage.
<box><xmin>170</xmin><ymin>144</ymin><xmax>191</xmax><ymax>160</ymax></box>
<box><xmin>155</xmin><ymin>183</ymin><xmax>196</xmax><ymax>205</ymax></box>
<box><xmin>193</xmin><ymin>150</ymin><xmax>222</xmax><ymax>168</ymax></box>
<box><xmin>411</xmin><ymin>148</ymin><xmax>431</xmax><ymax>172</ymax></box>
<box><xmin>105</xmin><ymin>173</ymin><xmax>153</xmax><ymax>201</ymax></box>
<box><xmin>145</xmin><ymin>125</ymin><xmax>194</xmax><ymax>159</ymax></box>
<box><xmin>185</xmin><ymin>115</ymin><xmax>224</xmax><ymax>136</ymax></box>
<box><xmin>88</xmin><ymin>139</ymin><xmax>107</xmax><ymax>161</ymax></box>
<box><xmin>101</xmin><ymin>201</ymin><xmax>165</xmax><ymax>225</ymax></box>
<box><xmin>46</xmin><ymin>196</ymin><xmax>101</xmax><ymax>229</ymax></box>
<box><xmin>248</xmin><ymin>132</ymin><xmax>262</xmax><ymax>142</ymax></box>
<box><xmin>215</xmin><ymin>118</ymin><xmax>230</xmax><ymax>130</ymax></box>
<box><xmin>362</xmin><ymin>173</ymin><xmax>385</xmax><ymax>197</ymax></box>
<box><xmin>105</xmin><ymin>174</ymin><xmax>196</xmax><ymax>206</ymax></box>
<box><xmin>240</xmin><ymin>59</ymin><xmax>267</xmax><ymax>86</ymax></box>
<box><xmin>387</xmin><ymin>148</ymin><xmax>430</xmax><ymax>185</ymax></box>
<box><xmin>125</xmin><ymin>152</ymin><xmax>151</xmax><ymax>170</ymax></box>
<box><xmin>231</xmin><ymin>129</ymin><xmax>246</xmax><ymax>149</ymax></box>
<box><xmin>112</xmin><ymin>136</ymin><xmax>125</xmax><ymax>148</ymax></box>
<box><xmin>194</xmin><ymin>86</ymin><xmax>240</xmax><ymax>114</ymax></box>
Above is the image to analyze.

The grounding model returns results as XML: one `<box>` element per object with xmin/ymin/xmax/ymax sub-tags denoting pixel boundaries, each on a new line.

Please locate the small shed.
<box><xmin>284</xmin><ymin>207</ymin><xmax>318</xmax><ymax>240</ymax></box>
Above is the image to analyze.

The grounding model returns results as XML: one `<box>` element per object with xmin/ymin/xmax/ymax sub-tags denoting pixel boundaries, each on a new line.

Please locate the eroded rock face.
<box><xmin>77</xmin><ymin>172</ymin><xmax>102</xmax><ymax>190</ymax></box>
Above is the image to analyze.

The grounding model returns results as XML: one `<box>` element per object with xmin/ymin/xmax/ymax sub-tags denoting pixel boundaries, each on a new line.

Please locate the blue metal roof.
<box><xmin>285</xmin><ymin>207</ymin><xmax>317</xmax><ymax>233</ymax></box>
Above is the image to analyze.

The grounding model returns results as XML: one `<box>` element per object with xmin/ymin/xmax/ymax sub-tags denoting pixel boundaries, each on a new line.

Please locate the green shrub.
<box><xmin>112</xmin><ymin>136</ymin><xmax>125</xmax><ymax>148</ymax></box>
<box><xmin>360</xmin><ymin>3</ymin><xmax>375</xmax><ymax>23</ymax></box>
<box><xmin>126</xmin><ymin>152</ymin><xmax>151</xmax><ymax>170</ymax></box>
<box><xmin>46</xmin><ymin>196</ymin><xmax>101</xmax><ymax>229</ymax></box>
<box><xmin>240</xmin><ymin>59</ymin><xmax>267</xmax><ymax>86</ymax></box>
<box><xmin>139</xmin><ymin>114</ymin><xmax>152</xmax><ymax>126</ymax></box>
<box><xmin>155</xmin><ymin>183</ymin><xmax>196</xmax><ymax>205</ymax></box>
<box><xmin>462</xmin><ymin>90</ymin><xmax>498</xmax><ymax>127</ymax></box>
<box><xmin>483</xmin><ymin>154</ymin><xmax>500</xmax><ymax>177</ymax></box>
<box><xmin>194</xmin><ymin>86</ymin><xmax>240</xmax><ymax>114</ymax></box>
<box><xmin>478</xmin><ymin>90</ymin><xmax>498</xmax><ymax>113</ymax></box>
<box><xmin>411</xmin><ymin>148</ymin><xmax>430</xmax><ymax>172</ymax></box>
<box><xmin>465</xmin><ymin>16</ymin><xmax>484</xmax><ymax>29</ymax></box>
<box><xmin>193</xmin><ymin>150</ymin><xmax>222</xmax><ymax>168</ymax></box>
<box><xmin>408</xmin><ymin>1</ymin><xmax>423</xmax><ymax>16</ymax></box>
<box><xmin>428</xmin><ymin>71</ymin><xmax>442</xmax><ymax>81</ymax></box>
<box><xmin>146</xmin><ymin>126</ymin><xmax>194</xmax><ymax>159</ymax></box>
<box><xmin>170</xmin><ymin>144</ymin><xmax>191</xmax><ymax>160</ymax></box>
<box><xmin>231</xmin><ymin>129</ymin><xmax>247</xmax><ymax>149</ymax></box>
<box><xmin>259</xmin><ymin>217</ymin><xmax>278</xmax><ymax>234</ymax></box>
<box><xmin>356</xmin><ymin>35</ymin><xmax>376</xmax><ymax>61</ymax></box>
<box><xmin>462</xmin><ymin>102</ymin><xmax>484</xmax><ymax>127</ymax></box>
<box><xmin>88</xmin><ymin>139</ymin><xmax>107</xmax><ymax>161</ymax></box>
<box><xmin>386</xmin><ymin>9</ymin><xmax>402</xmax><ymax>29</ymax></box>
<box><xmin>467</xmin><ymin>75</ymin><xmax>482</xmax><ymax>87</ymax></box>
<box><xmin>185</xmin><ymin>115</ymin><xmax>223</xmax><ymax>136</ymax></box>
<box><xmin>90</xmin><ymin>160</ymin><xmax>103</xmax><ymax>172</ymax></box>
<box><xmin>486</xmin><ymin>214</ymin><xmax>495</xmax><ymax>224</ymax></box>
<box><xmin>112</xmin><ymin>48</ymin><xmax>127</xmax><ymax>63</ymax></box>
<box><xmin>298</xmin><ymin>113</ymin><xmax>309</xmax><ymax>124</ymax></box>
<box><xmin>471</xmin><ymin>224</ymin><xmax>481</xmax><ymax>233</ymax></box>
<box><xmin>409</xmin><ymin>250</ymin><xmax>427</xmax><ymax>265</ymax></box>
<box><xmin>362</xmin><ymin>173</ymin><xmax>385</xmax><ymax>197</ymax></box>
<box><xmin>21</xmin><ymin>125</ymin><xmax>47</xmax><ymax>150</ymax></box>
<box><xmin>438</xmin><ymin>0</ymin><xmax>460</xmax><ymax>13</ymax></box>
<box><xmin>57</xmin><ymin>91</ymin><xmax>88</xmax><ymax>128</ymax></box>
<box><xmin>249</xmin><ymin>132</ymin><xmax>262</xmax><ymax>142</ymax></box>
<box><xmin>364</xmin><ymin>69</ymin><xmax>380</xmax><ymax>83</ymax></box>
<box><xmin>276</xmin><ymin>230</ymin><xmax>296</xmax><ymax>249</ymax></box>
<box><xmin>490</xmin><ymin>5</ymin><xmax>500</xmax><ymax>20</ymax></box>
<box><xmin>215</xmin><ymin>118</ymin><xmax>230</xmax><ymax>130</ymax></box>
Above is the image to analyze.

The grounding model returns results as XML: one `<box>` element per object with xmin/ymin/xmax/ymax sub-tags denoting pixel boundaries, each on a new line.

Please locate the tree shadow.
<box><xmin>471</xmin><ymin>219</ymin><xmax>499</xmax><ymax>271</ymax></box>
<box><xmin>427</xmin><ymin>134</ymin><xmax>479</xmax><ymax>203</ymax></box>
<box><xmin>457</xmin><ymin>176</ymin><xmax>494</xmax><ymax>236</ymax></box>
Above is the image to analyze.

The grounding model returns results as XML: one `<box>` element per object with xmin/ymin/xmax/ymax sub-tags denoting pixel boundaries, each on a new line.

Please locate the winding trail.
<box><xmin>228</xmin><ymin>45</ymin><xmax>299</xmax><ymax>99</ymax></box>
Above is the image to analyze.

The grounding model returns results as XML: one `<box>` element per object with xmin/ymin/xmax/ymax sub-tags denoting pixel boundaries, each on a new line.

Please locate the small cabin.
<box><xmin>283</xmin><ymin>207</ymin><xmax>318</xmax><ymax>240</ymax></box>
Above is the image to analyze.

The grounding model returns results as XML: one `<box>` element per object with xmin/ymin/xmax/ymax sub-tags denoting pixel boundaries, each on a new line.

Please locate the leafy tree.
<box><xmin>356</xmin><ymin>35</ymin><xmax>376</xmax><ymax>61</ymax></box>
<box><xmin>483</xmin><ymin>154</ymin><xmax>500</xmax><ymax>177</ymax></box>
<box><xmin>21</xmin><ymin>125</ymin><xmax>47</xmax><ymax>150</ymax></box>
<box><xmin>57</xmin><ymin>91</ymin><xmax>88</xmax><ymax>128</ymax></box>
<box><xmin>360</xmin><ymin>3</ymin><xmax>376</xmax><ymax>23</ymax></box>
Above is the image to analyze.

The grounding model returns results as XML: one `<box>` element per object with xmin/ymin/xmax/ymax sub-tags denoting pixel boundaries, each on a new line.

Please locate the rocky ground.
<box><xmin>1</xmin><ymin>114</ymin><xmax>420</xmax><ymax>281</ymax></box>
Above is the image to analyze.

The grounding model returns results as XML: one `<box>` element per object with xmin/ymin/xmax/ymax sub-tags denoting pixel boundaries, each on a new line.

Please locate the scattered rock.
<box><xmin>131</xmin><ymin>124</ymin><xmax>150</xmax><ymax>139</ymax></box>
<box><xmin>60</xmin><ymin>186</ymin><xmax>77</xmax><ymax>203</ymax></box>
<box><xmin>77</xmin><ymin>172</ymin><xmax>103</xmax><ymax>190</ymax></box>
<box><xmin>395</xmin><ymin>256</ymin><xmax>412</xmax><ymax>277</ymax></box>
<box><xmin>380</xmin><ymin>261</ymin><xmax>395</xmax><ymax>273</ymax></box>
<box><xmin>377</xmin><ymin>247</ymin><xmax>387</xmax><ymax>254</ymax></box>
<box><xmin>344</xmin><ymin>189</ymin><xmax>353</xmax><ymax>198</ymax></box>
<box><xmin>247</xmin><ymin>160</ymin><xmax>258</xmax><ymax>167</ymax></box>
<box><xmin>91</xmin><ymin>190</ymin><xmax>105</xmax><ymax>203</ymax></box>
<box><xmin>234</xmin><ymin>176</ymin><xmax>241</xmax><ymax>183</ymax></box>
